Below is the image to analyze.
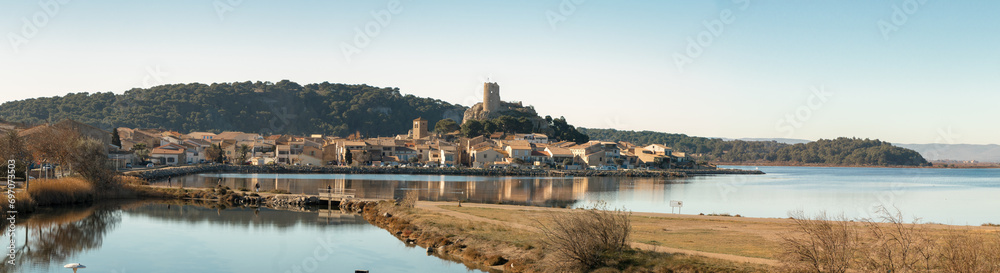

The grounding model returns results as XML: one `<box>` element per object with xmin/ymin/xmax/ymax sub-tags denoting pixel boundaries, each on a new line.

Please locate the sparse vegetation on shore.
<box><xmin>781</xmin><ymin>208</ymin><xmax>1000</xmax><ymax>273</ymax></box>
<box><xmin>348</xmin><ymin>200</ymin><xmax>771</xmax><ymax>272</ymax></box>
<box><xmin>11</xmin><ymin>175</ymin><xmax>146</xmax><ymax>213</ymax></box>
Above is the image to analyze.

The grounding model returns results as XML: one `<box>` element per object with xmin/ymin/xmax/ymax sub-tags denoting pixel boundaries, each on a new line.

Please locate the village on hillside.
<box><xmin>7</xmin><ymin>83</ymin><xmax>694</xmax><ymax>174</ymax></box>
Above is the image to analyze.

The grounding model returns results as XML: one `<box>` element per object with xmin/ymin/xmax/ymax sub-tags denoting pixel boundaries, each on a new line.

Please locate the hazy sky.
<box><xmin>1</xmin><ymin>1</ymin><xmax>998</xmax><ymax>144</ymax></box>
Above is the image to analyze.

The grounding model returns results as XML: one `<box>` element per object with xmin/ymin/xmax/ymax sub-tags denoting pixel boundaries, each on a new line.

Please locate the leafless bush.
<box><xmin>536</xmin><ymin>201</ymin><xmax>631</xmax><ymax>270</ymax></box>
<box><xmin>398</xmin><ymin>190</ymin><xmax>418</xmax><ymax>208</ymax></box>
<box><xmin>937</xmin><ymin>229</ymin><xmax>1000</xmax><ymax>273</ymax></box>
<box><xmin>855</xmin><ymin>206</ymin><xmax>934</xmax><ymax>272</ymax></box>
<box><xmin>783</xmin><ymin>208</ymin><xmax>1000</xmax><ymax>273</ymax></box>
<box><xmin>781</xmin><ymin>211</ymin><xmax>856</xmax><ymax>273</ymax></box>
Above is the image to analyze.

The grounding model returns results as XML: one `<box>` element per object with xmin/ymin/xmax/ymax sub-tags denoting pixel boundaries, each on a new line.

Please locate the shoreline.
<box><xmin>340</xmin><ymin>199</ymin><xmax>774</xmax><ymax>272</ymax></box>
<box><xmin>713</xmin><ymin>161</ymin><xmax>1000</xmax><ymax>169</ymax></box>
<box><xmin>340</xmin><ymin>200</ymin><xmax>1000</xmax><ymax>272</ymax></box>
<box><xmin>123</xmin><ymin>164</ymin><xmax>764</xmax><ymax>181</ymax></box>
<box><xmin>10</xmin><ymin>187</ymin><xmax>997</xmax><ymax>272</ymax></box>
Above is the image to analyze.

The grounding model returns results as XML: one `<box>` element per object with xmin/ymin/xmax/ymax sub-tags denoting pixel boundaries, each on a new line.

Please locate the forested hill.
<box><xmin>0</xmin><ymin>80</ymin><xmax>467</xmax><ymax>137</ymax></box>
<box><xmin>579</xmin><ymin>128</ymin><xmax>929</xmax><ymax>166</ymax></box>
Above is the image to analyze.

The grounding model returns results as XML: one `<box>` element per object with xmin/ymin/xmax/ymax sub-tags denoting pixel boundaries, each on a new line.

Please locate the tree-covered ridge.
<box><xmin>0</xmin><ymin>80</ymin><xmax>467</xmax><ymax>137</ymax></box>
<box><xmin>579</xmin><ymin>128</ymin><xmax>928</xmax><ymax>166</ymax></box>
<box><xmin>458</xmin><ymin>115</ymin><xmax>590</xmax><ymax>143</ymax></box>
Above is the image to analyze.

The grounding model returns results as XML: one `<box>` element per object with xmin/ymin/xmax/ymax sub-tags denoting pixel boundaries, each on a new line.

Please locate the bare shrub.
<box><xmin>398</xmin><ymin>190</ymin><xmax>418</xmax><ymax>208</ymax></box>
<box><xmin>783</xmin><ymin>208</ymin><xmax>1000</xmax><ymax>273</ymax></box>
<box><xmin>855</xmin><ymin>206</ymin><xmax>934</xmax><ymax>272</ymax></box>
<box><xmin>989</xmin><ymin>231</ymin><xmax>1000</xmax><ymax>272</ymax></box>
<box><xmin>536</xmin><ymin>201</ymin><xmax>631</xmax><ymax>270</ymax></box>
<box><xmin>781</xmin><ymin>211</ymin><xmax>856</xmax><ymax>273</ymax></box>
<box><xmin>937</xmin><ymin>229</ymin><xmax>1000</xmax><ymax>273</ymax></box>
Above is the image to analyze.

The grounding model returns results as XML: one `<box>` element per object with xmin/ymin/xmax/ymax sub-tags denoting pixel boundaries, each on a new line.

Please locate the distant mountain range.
<box><xmin>893</xmin><ymin>143</ymin><xmax>1000</xmax><ymax>163</ymax></box>
<box><xmin>719</xmin><ymin>138</ymin><xmax>1000</xmax><ymax>163</ymax></box>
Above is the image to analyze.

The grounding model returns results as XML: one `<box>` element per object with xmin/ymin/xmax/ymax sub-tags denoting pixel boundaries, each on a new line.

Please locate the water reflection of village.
<box><xmin>161</xmin><ymin>174</ymin><xmax>684</xmax><ymax>208</ymax></box>
<box><xmin>0</xmin><ymin>201</ymin><xmax>366</xmax><ymax>273</ymax></box>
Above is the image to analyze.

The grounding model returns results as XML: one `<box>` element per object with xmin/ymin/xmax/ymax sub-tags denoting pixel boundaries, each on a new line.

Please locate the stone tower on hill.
<box><xmin>483</xmin><ymin>82</ymin><xmax>501</xmax><ymax>112</ymax></box>
<box><xmin>461</xmin><ymin>82</ymin><xmax>550</xmax><ymax>134</ymax></box>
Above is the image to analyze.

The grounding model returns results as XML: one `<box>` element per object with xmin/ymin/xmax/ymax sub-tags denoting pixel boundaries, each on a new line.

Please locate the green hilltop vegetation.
<box><xmin>0</xmin><ymin>80</ymin><xmax>926</xmax><ymax>166</ymax></box>
<box><xmin>579</xmin><ymin>128</ymin><xmax>929</xmax><ymax>166</ymax></box>
<box><xmin>0</xmin><ymin>80</ymin><xmax>467</xmax><ymax>137</ymax></box>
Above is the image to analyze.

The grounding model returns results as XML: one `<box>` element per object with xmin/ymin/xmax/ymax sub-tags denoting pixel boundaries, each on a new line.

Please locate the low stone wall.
<box><xmin>124</xmin><ymin>164</ymin><xmax>763</xmax><ymax>181</ymax></box>
<box><xmin>141</xmin><ymin>186</ymin><xmax>324</xmax><ymax>208</ymax></box>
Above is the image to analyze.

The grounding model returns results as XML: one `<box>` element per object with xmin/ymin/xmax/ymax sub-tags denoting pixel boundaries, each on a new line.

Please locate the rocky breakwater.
<box><xmin>672</xmin><ymin>168</ymin><xmax>765</xmax><ymax>175</ymax></box>
<box><xmin>143</xmin><ymin>184</ymin><xmax>322</xmax><ymax>209</ymax></box>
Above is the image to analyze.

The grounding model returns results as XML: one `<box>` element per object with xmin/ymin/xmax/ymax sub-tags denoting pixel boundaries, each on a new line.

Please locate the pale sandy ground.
<box><xmin>416</xmin><ymin>201</ymin><xmax>998</xmax><ymax>267</ymax></box>
<box><xmin>416</xmin><ymin>201</ymin><xmax>784</xmax><ymax>266</ymax></box>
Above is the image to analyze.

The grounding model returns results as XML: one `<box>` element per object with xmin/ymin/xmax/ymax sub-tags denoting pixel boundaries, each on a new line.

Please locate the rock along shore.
<box><xmin>124</xmin><ymin>164</ymin><xmax>763</xmax><ymax>181</ymax></box>
<box><xmin>339</xmin><ymin>199</ymin><xmax>511</xmax><ymax>272</ymax></box>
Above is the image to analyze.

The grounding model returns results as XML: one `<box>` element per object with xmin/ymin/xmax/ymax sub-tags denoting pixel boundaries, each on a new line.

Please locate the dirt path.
<box><xmin>416</xmin><ymin>201</ymin><xmax>780</xmax><ymax>266</ymax></box>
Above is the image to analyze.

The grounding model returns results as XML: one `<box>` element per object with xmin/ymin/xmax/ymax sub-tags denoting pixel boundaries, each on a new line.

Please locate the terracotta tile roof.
<box><xmin>216</xmin><ymin>131</ymin><xmax>248</xmax><ymax>140</ymax></box>
<box><xmin>474</xmin><ymin>146</ymin><xmax>495</xmax><ymax>152</ymax></box>
<box><xmin>545</xmin><ymin>147</ymin><xmax>573</xmax><ymax>157</ymax></box>
<box><xmin>152</xmin><ymin>143</ymin><xmax>187</xmax><ymax>155</ymax></box>
<box><xmin>504</xmin><ymin>141</ymin><xmax>532</xmax><ymax>150</ymax></box>
<box><xmin>185</xmin><ymin>139</ymin><xmax>212</xmax><ymax>146</ymax></box>
<box><xmin>343</xmin><ymin>141</ymin><xmax>367</xmax><ymax>147</ymax></box>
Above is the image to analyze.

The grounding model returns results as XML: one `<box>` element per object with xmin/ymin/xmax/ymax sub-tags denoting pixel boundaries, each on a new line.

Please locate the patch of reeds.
<box><xmin>24</xmin><ymin>177</ymin><xmax>95</xmax><ymax>205</ymax></box>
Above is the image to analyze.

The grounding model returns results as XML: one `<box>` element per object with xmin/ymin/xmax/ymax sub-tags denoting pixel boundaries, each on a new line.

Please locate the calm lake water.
<box><xmin>155</xmin><ymin>166</ymin><xmax>1000</xmax><ymax>225</ymax></box>
<box><xmin>1</xmin><ymin>202</ymin><xmax>480</xmax><ymax>273</ymax></box>
<box><xmin>4</xmin><ymin>167</ymin><xmax>997</xmax><ymax>272</ymax></box>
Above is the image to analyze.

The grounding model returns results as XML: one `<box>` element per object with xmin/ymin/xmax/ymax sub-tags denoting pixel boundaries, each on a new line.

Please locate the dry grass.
<box><xmin>430</xmin><ymin>204</ymin><xmax>771</xmax><ymax>272</ymax></box>
<box><xmin>782</xmin><ymin>208</ymin><xmax>1000</xmax><ymax>273</ymax></box>
<box><xmin>406</xmin><ymin>207</ymin><xmax>542</xmax><ymax>250</ymax></box>
<box><xmin>433</xmin><ymin>203</ymin><xmax>999</xmax><ymax>272</ymax></box>
<box><xmin>444</xmin><ymin>205</ymin><xmax>787</xmax><ymax>259</ymax></box>
<box><xmin>18</xmin><ymin>177</ymin><xmax>95</xmax><ymax>208</ymax></box>
<box><xmin>11</xmin><ymin>176</ymin><xmax>145</xmax><ymax>212</ymax></box>
<box><xmin>117</xmin><ymin>175</ymin><xmax>149</xmax><ymax>186</ymax></box>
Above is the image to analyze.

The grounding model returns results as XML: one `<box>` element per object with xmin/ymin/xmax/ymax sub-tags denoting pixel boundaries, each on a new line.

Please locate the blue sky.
<box><xmin>1</xmin><ymin>1</ymin><xmax>998</xmax><ymax>144</ymax></box>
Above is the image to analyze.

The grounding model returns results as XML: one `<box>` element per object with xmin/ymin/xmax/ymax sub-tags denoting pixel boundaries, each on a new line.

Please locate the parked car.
<box><xmin>146</xmin><ymin>163</ymin><xmax>154</xmax><ymax>168</ymax></box>
<box><xmin>125</xmin><ymin>163</ymin><xmax>132</xmax><ymax>168</ymax></box>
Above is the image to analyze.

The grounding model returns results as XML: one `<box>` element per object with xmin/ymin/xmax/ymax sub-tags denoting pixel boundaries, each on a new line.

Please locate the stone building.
<box><xmin>412</xmin><ymin>117</ymin><xmax>429</xmax><ymax>139</ymax></box>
